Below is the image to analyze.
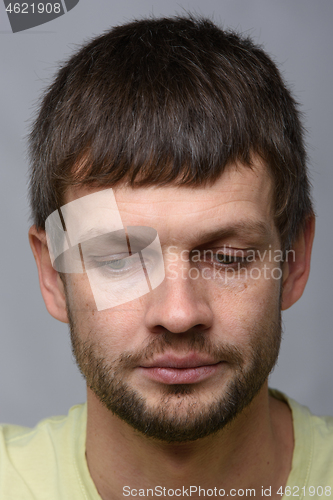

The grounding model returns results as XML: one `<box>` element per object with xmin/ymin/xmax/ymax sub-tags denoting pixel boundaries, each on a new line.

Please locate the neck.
<box><xmin>85</xmin><ymin>383</ymin><xmax>293</xmax><ymax>500</ymax></box>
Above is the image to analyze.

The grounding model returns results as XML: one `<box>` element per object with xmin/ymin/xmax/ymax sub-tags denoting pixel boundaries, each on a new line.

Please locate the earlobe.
<box><xmin>29</xmin><ymin>225</ymin><xmax>69</xmax><ymax>323</ymax></box>
<box><xmin>281</xmin><ymin>216</ymin><xmax>315</xmax><ymax>311</ymax></box>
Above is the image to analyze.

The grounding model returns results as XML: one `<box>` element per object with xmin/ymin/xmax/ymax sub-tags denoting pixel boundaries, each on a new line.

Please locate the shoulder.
<box><xmin>290</xmin><ymin>396</ymin><xmax>333</xmax><ymax>483</ymax></box>
<box><xmin>0</xmin><ymin>404</ymin><xmax>87</xmax><ymax>498</ymax></box>
<box><xmin>270</xmin><ymin>388</ymin><xmax>333</xmax><ymax>490</ymax></box>
<box><xmin>0</xmin><ymin>403</ymin><xmax>86</xmax><ymax>456</ymax></box>
<box><xmin>278</xmin><ymin>390</ymin><xmax>333</xmax><ymax>448</ymax></box>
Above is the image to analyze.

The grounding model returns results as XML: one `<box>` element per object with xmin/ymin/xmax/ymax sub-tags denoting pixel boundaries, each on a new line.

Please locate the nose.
<box><xmin>144</xmin><ymin>264</ymin><xmax>214</xmax><ymax>334</ymax></box>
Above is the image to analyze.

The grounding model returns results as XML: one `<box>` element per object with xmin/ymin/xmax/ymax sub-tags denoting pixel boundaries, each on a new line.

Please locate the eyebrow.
<box><xmin>76</xmin><ymin>228</ymin><xmax>126</xmax><ymax>243</ymax></box>
<box><xmin>72</xmin><ymin>220</ymin><xmax>272</xmax><ymax>252</ymax></box>
<box><xmin>76</xmin><ymin>227</ymin><xmax>156</xmax><ymax>254</ymax></box>
<box><xmin>191</xmin><ymin>220</ymin><xmax>273</xmax><ymax>247</ymax></box>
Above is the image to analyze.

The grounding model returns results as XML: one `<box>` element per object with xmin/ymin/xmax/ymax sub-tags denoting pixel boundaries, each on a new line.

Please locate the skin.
<box><xmin>29</xmin><ymin>158</ymin><xmax>315</xmax><ymax>499</ymax></box>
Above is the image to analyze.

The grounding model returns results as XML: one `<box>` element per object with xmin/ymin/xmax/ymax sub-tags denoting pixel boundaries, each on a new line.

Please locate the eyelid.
<box><xmin>209</xmin><ymin>246</ymin><xmax>254</xmax><ymax>252</ymax></box>
<box><xmin>211</xmin><ymin>252</ymin><xmax>246</xmax><ymax>262</ymax></box>
<box><xmin>90</xmin><ymin>252</ymin><xmax>130</xmax><ymax>262</ymax></box>
<box><xmin>194</xmin><ymin>248</ymin><xmax>251</xmax><ymax>258</ymax></box>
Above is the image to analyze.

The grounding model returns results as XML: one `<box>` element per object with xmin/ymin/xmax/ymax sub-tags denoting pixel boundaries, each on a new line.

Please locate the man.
<box><xmin>0</xmin><ymin>15</ymin><xmax>330</xmax><ymax>500</ymax></box>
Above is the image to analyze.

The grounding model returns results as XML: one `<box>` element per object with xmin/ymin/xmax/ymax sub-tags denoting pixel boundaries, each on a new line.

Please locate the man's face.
<box><xmin>63</xmin><ymin>159</ymin><xmax>283</xmax><ymax>442</ymax></box>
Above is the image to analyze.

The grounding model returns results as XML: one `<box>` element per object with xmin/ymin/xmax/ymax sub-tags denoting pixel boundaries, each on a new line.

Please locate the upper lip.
<box><xmin>140</xmin><ymin>354</ymin><xmax>221</xmax><ymax>369</ymax></box>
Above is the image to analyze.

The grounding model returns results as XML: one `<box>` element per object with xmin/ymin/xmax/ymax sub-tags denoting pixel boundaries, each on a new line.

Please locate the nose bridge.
<box><xmin>144</xmin><ymin>258</ymin><xmax>213</xmax><ymax>334</ymax></box>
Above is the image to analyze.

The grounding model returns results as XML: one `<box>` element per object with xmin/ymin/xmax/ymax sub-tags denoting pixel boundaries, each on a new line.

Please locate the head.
<box><xmin>28</xmin><ymin>16</ymin><xmax>315</xmax><ymax>442</ymax></box>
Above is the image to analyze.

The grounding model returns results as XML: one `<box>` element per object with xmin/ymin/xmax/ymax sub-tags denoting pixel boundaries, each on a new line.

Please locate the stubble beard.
<box><xmin>66</xmin><ymin>298</ymin><xmax>282</xmax><ymax>443</ymax></box>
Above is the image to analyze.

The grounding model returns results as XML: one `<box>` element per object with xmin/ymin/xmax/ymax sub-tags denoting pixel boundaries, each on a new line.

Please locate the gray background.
<box><xmin>0</xmin><ymin>0</ymin><xmax>332</xmax><ymax>427</ymax></box>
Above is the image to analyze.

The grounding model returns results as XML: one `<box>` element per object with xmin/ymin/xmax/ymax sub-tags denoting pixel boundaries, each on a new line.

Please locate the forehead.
<box><xmin>64</xmin><ymin>159</ymin><xmax>275</xmax><ymax>244</ymax></box>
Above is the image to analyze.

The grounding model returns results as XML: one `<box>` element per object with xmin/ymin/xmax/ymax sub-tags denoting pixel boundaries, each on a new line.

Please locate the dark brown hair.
<box><xmin>28</xmin><ymin>15</ymin><xmax>314</xmax><ymax>250</ymax></box>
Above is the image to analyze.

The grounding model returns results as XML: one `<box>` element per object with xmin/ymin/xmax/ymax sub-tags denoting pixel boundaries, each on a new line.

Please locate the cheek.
<box><xmin>210</xmin><ymin>274</ymin><xmax>281</xmax><ymax>344</ymax></box>
<box><xmin>65</xmin><ymin>273</ymin><xmax>96</xmax><ymax>313</ymax></box>
<box><xmin>66</xmin><ymin>273</ymin><xmax>144</xmax><ymax>349</ymax></box>
<box><xmin>92</xmin><ymin>307</ymin><xmax>143</xmax><ymax>352</ymax></box>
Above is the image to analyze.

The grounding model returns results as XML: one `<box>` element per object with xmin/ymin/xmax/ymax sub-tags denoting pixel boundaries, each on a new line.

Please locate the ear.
<box><xmin>29</xmin><ymin>225</ymin><xmax>69</xmax><ymax>323</ymax></box>
<box><xmin>281</xmin><ymin>216</ymin><xmax>315</xmax><ymax>310</ymax></box>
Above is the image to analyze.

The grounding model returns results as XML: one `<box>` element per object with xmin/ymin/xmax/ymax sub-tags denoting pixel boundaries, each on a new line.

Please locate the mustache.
<box><xmin>115</xmin><ymin>331</ymin><xmax>244</xmax><ymax>370</ymax></box>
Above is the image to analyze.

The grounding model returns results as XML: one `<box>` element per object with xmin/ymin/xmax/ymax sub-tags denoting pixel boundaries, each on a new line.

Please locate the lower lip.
<box><xmin>139</xmin><ymin>363</ymin><xmax>222</xmax><ymax>384</ymax></box>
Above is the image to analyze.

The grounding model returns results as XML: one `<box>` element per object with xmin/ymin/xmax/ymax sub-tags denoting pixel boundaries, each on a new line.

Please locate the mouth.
<box><xmin>138</xmin><ymin>353</ymin><xmax>224</xmax><ymax>384</ymax></box>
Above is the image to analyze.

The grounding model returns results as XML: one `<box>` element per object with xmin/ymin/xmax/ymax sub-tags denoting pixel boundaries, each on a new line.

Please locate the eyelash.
<box><xmin>102</xmin><ymin>258</ymin><xmax>129</xmax><ymax>270</ymax></box>
<box><xmin>196</xmin><ymin>251</ymin><xmax>249</xmax><ymax>269</ymax></box>
<box><xmin>92</xmin><ymin>251</ymin><xmax>157</xmax><ymax>276</ymax></box>
<box><xmin>89</xmin><ymin>253</ymin><xmax>134</xmax><ymax>274</ymax></box>
<box><xmin>90</xmin><ymin>250</ymin><xmax>252</xmax><ymax>276</ymax></box>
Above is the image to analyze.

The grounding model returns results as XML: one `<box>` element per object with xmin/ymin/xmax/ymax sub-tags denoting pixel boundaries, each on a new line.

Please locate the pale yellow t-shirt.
<box><xmin>0</xmin><ymin>390</ymin><xmax>333</xmax><ymax>499</ymax></box>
